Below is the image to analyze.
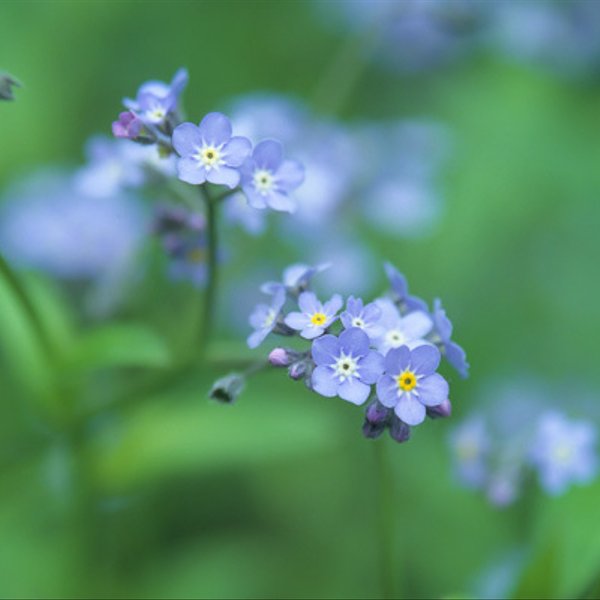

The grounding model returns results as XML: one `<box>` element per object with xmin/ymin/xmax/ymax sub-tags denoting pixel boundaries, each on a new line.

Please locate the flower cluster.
<box><xmin>113</xmin><ymin>69</ymin><xmax>305</xmax><ymax>214</ymax></box>
<box><xmin>243</xmin><ymin>262</ymin><xmax>467</xmax><ymax>443</ymax></box>
<box><xmin>450</xmin><ymin>383</ymin><xmax>598</xmax><ymax>504</ymax></box>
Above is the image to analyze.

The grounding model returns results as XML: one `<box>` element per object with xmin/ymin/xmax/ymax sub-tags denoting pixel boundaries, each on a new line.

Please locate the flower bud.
<box><xmin>112</xmin><ymin>111</ymin><xmax>143</xmax><ymax>140</ymax></box>
<box><xmin>362</xmin><ymin>401</ymin><xmax>391</xmax><ymax>439</ymax></box>
<box><xmin>389</xmin><ymin>416</ymin><xmax>411</xmax><ymax>444</ymax></box>
<box><xmin>288</xmin><ymin>360</ymin><xmax>308</xmax><ymax>381</ymax></box>
<box><xmin>209</xmin><ymin>373</ymin><xmax>245</xmax><ymax>404</ymax></box>
<box><xmin>0</xmin><ymin>72</ymin><xmax>21</xmax><ymax>101</ymax></box>
<box><xmin>427</xmin><ymin>399</ymin><xmax>452</xmax><ymax>419</ymax></box>
<box><xmin>269</xmin><ymin>348</ymin><xmax>292</xmax><ymax>367</ymax></box>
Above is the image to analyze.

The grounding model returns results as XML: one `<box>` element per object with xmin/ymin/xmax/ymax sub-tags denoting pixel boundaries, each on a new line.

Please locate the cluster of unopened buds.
<box><xmin>228</xmin><ymin>262</ymin><xmax>469</xmax><ymax>444</ymax></box>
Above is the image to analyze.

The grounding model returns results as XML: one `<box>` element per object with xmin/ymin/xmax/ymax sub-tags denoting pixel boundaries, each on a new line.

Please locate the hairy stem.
<box><xmin>373</xmin><ymin>440</ymin><xmax>396</xmax><ymax>599</ymax></box>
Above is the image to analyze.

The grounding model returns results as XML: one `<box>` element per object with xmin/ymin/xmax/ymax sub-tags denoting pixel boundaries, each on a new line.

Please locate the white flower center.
<box><xmin>263</xmin><ymin>309</ymin><xmax>277</xmax><ymax>328</ymax></box>
<box><xmin>195</xmin><ymin>144</ymin><xmax>224</xmax><ymax>170</ymax></box>
<box><xmin>334</xmin><ymin>352</ymin><xmax>359</xmax><ymax>382</ymax></box>
<box><xmin>552</xmin><ymin>443</ymin><xmax>573</xmax><ymax>464</ymax></box>
<box><xmin>351</xmin><ymin>317</ymin><xmax>365</xmax><ymax>328</ymax></box>
<box><xmin>147</xmin><ymin>107</ymin><xmax>166</xmax><ymax>123</ymax></box>
<box><xmin>253</xmin><ymin>169</ymin><xmax>274</xmax><ymax>195</ymax></box>
<box><xmin>385</xmin><ymin>329</ymin><xmax>406</xmax><ymax>348</ymax></box>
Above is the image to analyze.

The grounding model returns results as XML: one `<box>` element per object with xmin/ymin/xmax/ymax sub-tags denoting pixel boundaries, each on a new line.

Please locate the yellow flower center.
<box><xmin>396</xmin><ymin>370</ymin><xmax>417</xmax><ymax>392</ymax></box>
<box><xmin>201</xmin><ymin>146</ymin><xmax>221</xmax><ymax>166</ymax></box>
<box><xmin>187</xmin><ymin>248</ymin><xmax>205</xmax><ymax>263</ymax></box>
<box><xmin>310</xmin><ymin>312</ymin><xmax>327</xmax><ymax>326</ymax></box>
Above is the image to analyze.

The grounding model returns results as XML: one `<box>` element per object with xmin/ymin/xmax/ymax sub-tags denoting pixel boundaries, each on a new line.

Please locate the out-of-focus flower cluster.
<box><xmin>450</xmin><ymin>382</ymin><xmax>598</xmax><ymax>504</ymax></box>
<box><xmin>316</xmin><ymin>0</ymin><xmax>600</xmax><ymax>80</ymax></box>
<box><xmin>237</xmin><ymin>262</ymin><xmax>468</xmax><ymax>444</ymax></box>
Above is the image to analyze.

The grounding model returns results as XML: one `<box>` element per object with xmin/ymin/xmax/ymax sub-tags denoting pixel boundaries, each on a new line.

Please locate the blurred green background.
<box><xmin>1</xmin><ymin>1</ymin><xmax>600</xmax><ymax>598</ymax></box>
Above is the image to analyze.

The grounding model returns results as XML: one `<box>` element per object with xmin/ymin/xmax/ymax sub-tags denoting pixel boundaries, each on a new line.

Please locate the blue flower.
<box><xmin>124</xmin><ymin>68</ymin><xmax>188</xmax><ymax>126</ymax></box>
<box><xmin>172</xmin><ymin>112</ymin><xmax>252</xmax><ymax>188</ymax></box>
<box><xmin>311</xmin><ymin>328</ymin><xmax>384</xmax><ymax>405</ymax></box>
<box><xmin>376</xmin><ymin>345</ymin><xmax>448</xmax><ymax>426</ymax></box>
<box><xmin>284</xmin><ymin>291</ymin><xmax>342</xmax><ymax>339</ymax></box>
<box><xmin>529</xmin><ymin>411</ymin><xmax>598</xmax><ymax>495</ymax></box>
<box><xmin>261</xmin><ymin>262</ymin><xmax>330</xmax><ymax>297</ymax></box>
<box><xmin>241</xmin><ymin>140</ymin><xmax>304</xmax><ymax>213</ymax></box>
<box><xmin>374</xmin><ymin>298</ymin><xmax>433</xmax><ymax>355</ymax></box>
<box><xmin>450</xmin><ymin>416</ymin><xmax>490</xmax><ymax>489</ymax></box>
<box><xmin>247</xmin><ymin>288</ymin><xmax>287</xmax><ymax>349</ymax></box>
<box><xmin>432</xmin><ymin>298</ymin><xmax>469</xmax><ymax>378</ymax></box>
<box><xmin>341</xmin><ymin>296</ymin><xmax>383</xmax><ymax>340</ymax></box>
<box><xmin>384</xmin><ymin>262</ymin><xmax>428</xmax><ymax>313</ymax></box>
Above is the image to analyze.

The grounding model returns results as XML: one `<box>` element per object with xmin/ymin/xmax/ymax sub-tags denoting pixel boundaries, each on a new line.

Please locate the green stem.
<box><xmin>199</xmin><ymin>185</ymin><xmax>218</xmax><ymax>355</ymax></box>
<box><xmin>373</xmin><ymin>440</ymin><xmax>396</xmax><ymax>599</ymax></box>
<box><xmin>0</xmin><ymin>252</ymin><xmax>54</xmax><ymax>361</ymax></box>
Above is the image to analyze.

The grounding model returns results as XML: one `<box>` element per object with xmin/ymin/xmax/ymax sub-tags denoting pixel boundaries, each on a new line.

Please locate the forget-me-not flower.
<box><xmin>241</xmin><ymin>140</ymin><xmax>304</xmax><ymax>213</ymax></box>
<box><xmin>247</xmin><ymin>288</ymin><xmax>287</xmax><ymax>349</ymax></box>
<box><xmin>341</xmin><ymin>296</ymin><xmax>383</xmax><ymax>340</ymax></box>
<box><xmin>284</xmin><ymin>291</ymin><xmax>342</xmax><ymax>339</ymax></box>
<box><xmin>529</xmin><ymin>411</ymin><xmax>598</xmax><ymax>495</ymax></box>
<box><xmin>384</xmin><ymin>262</ymin><xmax>428</xmax><ymax>313</ymax></box>
<box><xmin>124</xmin><ymin>67</ymin><xmax>188</xmax><ymax>126</ymax></box>
<box><xmin>172</xmin><ymin>112</ymin><xmax>252</xmax><ymax>188</ymax></box>
<box><xmin>311</xmin><ymin>328</ymin><xmax>384</xmax><ymax>405</ymax></box>
<box><xmin>374</xmin><ymin>298</ymin><xmax>432</xmax><ymax>355</ymax></box>
<box><xmin>376</xmin><ymin>344</ymin><xmax>448</xmax><ymax>426</ymax></box>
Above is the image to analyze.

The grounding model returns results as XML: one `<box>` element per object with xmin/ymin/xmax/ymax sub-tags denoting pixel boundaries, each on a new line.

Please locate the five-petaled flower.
<box><xmin>341</xmin><ymin>296</ymin><xmax>383</xmax><ymax>341</ymax></box>
<box><xmin>124</xmin><ymin>68</ymin><xmax>188</xmax><ymax>126</ymax></box>
<box><xmin>173</xmin><ymin>112</ymin><xmax>252</xmax><ymax>188</ymax></box>
<box><xmin>376</xmin><ymin>344</ymin><xmax>449</xmax><ymax>426</ymax></box>
<box><xmin>247</xmin><ymin>287</ymin><xmax>287</xmax><ymax>349</ymax></box>
<box><xmin>311</xmin><ymin>328</ymin><xmax>384</xmax><ymax>405</ymax></box>
<box><xmin>241</xmin><ymin>140</ymin><xmax>304</xmax><ymax>213</ymax></box>
<box><xmin>284</xmin><ymin>291</ymin><xmax>342</xmax><ymax>339</ymax></box>
<box><xmin>374</xmin><ymin>298</ymin><xmax>433</xmax><ymax>355</ymax></box>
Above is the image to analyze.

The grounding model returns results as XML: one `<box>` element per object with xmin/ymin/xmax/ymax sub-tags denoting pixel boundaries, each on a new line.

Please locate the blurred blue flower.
<box><xmin>529</xmin><ymin>411</ymin><xmax>598</xmax><ymax>495</ymax></box>
<box><xmin>247</xmin><ymin>287</ymin><xmax>287</xmax><ymax>349</ymax></box>
<box><xmin>240</xmin><ymin>140</ymin><xmax>304</xmax><ymax>213</ymax></box>
<box><xmin>0</xmin><ymin>170</ymin><xmax>145</xmax><ymax>281</ymax></box>
<box><xmin>222</xmin><ymin>191</ymin><xmax>267</xmax><ymax>235</ymax></box>
<box><xmin>172</xmin><ymin>112</ymin><xmax>252</xmax><ymax>188</ymax></box>
<box><xmin>75</xmin><ymin>136</ymin><xmax>175</xmax><ymax>199</ymax></box>
<box><xmin>284</xmin><ymin>290</ymin><xmax>342</xmax><ymax>339</ymax></box>
<box><xmin>124</xmin><ymin>67</ymin><xmax>188</xmax><ymax>126</ymax></box>
<box><xmin>311</xmin><ymin>328</ymin><xmax>384</xmax><ymax>405</ymax></box>
<box><xmin>450</xmin><ymin>416</ymin><xmax>491</xmax><ymax>489</ymax></box>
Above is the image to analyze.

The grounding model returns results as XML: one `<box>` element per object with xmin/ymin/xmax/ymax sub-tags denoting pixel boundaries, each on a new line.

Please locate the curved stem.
<box><xmin>0</xmin><ymin>252</ymin><xmax>54</xmax><ymax>361</ymax></box>
<box><xmin>199</xmin><ymin>185</ymin><xmax>218</xmax><ymax>355</ymax></box>
<box><xmin>373</xmin><ymin>440</ymin><xmax>396</xmax><ymax>599</ymax></box>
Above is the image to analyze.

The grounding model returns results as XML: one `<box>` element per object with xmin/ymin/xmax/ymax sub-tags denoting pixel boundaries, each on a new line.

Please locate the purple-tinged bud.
<box><xmin>269</xmin><ymin>348</ymin><xmax>291</xmax><ymax>367</ymax></box>
<box><xmin>389</xmin><ymin>416</ymin><xmax>411</xmax><ymax>444</ymax></box>
<box><xmin>427</xmin><ymin>399</ymin><xmax>452</xmax><ymax>419</ymax></box>
<box><xmin>362</xmin><ymin>400</ymin><xmax>391</xmax><ymax>439</ymax></box>
<box><xmin>209</xmin><ymin>373</ymin><xmax>245</xmax><ymax>404</ymax></box>
<box><xmin>289</xmin><ymin>360</ymin><xmax>308</xmax><ymax>381</ymax></box>
<box><xmin>112</xmin><ymin>111</ymin><xmax>143</xmax><ymax>140</ymax></box>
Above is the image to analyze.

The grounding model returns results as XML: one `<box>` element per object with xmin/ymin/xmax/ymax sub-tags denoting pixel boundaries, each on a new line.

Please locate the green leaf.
<box><xmin>91</xmin><ymin>381</ymin><xmax>342</xmax><ymax>492</ymax></box>
<box><xmin>65</xmin><ymin>323</ymin><xmax>171</xmax><ymax>373</ymax></box>
<box><xmin>513</xmin><ymin>481</ymin><xmax>600</xmax><ymax>598</ymax></box>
